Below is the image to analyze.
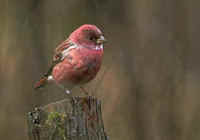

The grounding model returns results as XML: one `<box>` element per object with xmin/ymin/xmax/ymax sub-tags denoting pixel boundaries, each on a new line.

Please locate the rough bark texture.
<box><xmin>27</xmin><ymin>96</ymin><xmax>108</xmax><ymax>140</ymax></box>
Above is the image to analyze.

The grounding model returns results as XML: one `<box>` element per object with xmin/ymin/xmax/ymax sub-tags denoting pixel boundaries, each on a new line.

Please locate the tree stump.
<box><xmin>27</xmin><ymin>96</ymin><xmax>108</xmax><ymax>140</ymax></box>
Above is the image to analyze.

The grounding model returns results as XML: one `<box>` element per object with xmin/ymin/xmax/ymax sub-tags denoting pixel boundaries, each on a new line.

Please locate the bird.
<box><xmin>34</xmin><ymin>24</ymin><xmax>106</xmax><ymax>95</ymax></box>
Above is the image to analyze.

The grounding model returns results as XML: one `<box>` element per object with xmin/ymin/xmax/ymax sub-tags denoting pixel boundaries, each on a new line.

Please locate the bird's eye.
<box><xmin>89</xmin><ymin>36</ymin><xmax>96</xmax><ymax>41</ymax></box>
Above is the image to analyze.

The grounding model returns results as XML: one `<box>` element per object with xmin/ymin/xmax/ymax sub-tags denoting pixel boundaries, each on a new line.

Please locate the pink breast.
<box><xmin>52</xmin><ymin>48</ymin><xmax>103</xmax><ymax>87</ymax></box>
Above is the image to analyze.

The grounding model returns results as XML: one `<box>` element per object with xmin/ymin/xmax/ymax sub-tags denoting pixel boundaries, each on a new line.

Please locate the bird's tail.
<box><xmin>34</xmin><ymin>76</ymin><xmax>48</xmax><ymax>90</ymax></box>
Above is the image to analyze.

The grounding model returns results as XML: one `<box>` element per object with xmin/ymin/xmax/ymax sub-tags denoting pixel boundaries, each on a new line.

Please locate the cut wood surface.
<box><xmin>27</xmin><ymin>96</ymin><xmax>108</xmax><ymax>140</ymax></box>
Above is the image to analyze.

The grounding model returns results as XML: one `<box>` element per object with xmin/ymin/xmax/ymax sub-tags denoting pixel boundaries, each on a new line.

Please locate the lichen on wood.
<box><xmin>27</xmin><ymin>96</ymin><xmax>108</xmax><ymax>140</ymax></box>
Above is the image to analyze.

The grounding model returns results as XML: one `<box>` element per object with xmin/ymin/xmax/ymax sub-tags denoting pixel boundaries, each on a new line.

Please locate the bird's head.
<box><xmin>70</xmin><ymin>24</ymin><xmax>106</xmax><ymax>49</ymax></box>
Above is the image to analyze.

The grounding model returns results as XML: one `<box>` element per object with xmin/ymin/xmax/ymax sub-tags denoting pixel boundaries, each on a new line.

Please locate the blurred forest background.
<box><xmin>1</xmin><ymin>0</ymin><xmax>200</xmax><ymax>140</ymax></box>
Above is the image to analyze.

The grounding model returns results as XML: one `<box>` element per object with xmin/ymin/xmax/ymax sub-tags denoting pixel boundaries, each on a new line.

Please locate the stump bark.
<box><xmin>27</xmin><ymin>96</ymin><xmax>108</xmax><ymax>140</ymax></box>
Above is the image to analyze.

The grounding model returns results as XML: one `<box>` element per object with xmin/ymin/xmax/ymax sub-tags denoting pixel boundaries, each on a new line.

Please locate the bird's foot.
<box><xmin>64</xmin><ymin>89</ymin><xmax>73</xmax><ymax>99</ymax></box>
<box><xmin>65</xmin><ymin>89</ymin><xmax>71</xmax><ymax>95</ymax></box>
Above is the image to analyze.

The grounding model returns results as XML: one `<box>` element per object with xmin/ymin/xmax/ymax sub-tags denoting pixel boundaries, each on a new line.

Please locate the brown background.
<box><xmin>0</xmin><ymin>0</ymin><xmax>200</xmax><ymax>140</ymax></box>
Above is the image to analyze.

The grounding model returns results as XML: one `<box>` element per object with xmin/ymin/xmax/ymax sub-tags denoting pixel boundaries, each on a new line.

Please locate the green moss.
<box><xmin>46</xmin><ymin>112</ymin><xmax>67</xmax><ymax>140</ymax></box>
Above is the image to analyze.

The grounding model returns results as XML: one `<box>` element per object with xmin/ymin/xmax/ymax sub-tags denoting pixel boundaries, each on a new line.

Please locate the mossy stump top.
<box><xmin>27</xmin><ymin>96</ymin><xmax>108</xmax><ymax>140</ymax></box>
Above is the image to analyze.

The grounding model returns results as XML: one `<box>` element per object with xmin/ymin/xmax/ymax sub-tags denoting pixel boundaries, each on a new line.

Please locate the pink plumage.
<box><xmin>34</xmin><ymin>24</ymin><xmax>106</xmax><ymax>95</ymax></box>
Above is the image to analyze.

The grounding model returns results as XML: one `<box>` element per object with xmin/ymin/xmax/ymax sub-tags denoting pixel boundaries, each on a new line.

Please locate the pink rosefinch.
<box><xmin>34</xmin><ymin>24</ymin><xmax>106</xmax><ymax>95</ymax></box>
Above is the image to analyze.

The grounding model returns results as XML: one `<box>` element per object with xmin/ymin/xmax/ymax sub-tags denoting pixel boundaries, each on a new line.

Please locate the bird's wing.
<box><xmin>53</xmin><ymin>39</ymin><xmax>73</xmax><ymax>61</ymax></box>
<box><xmin>34</xmin><ymin>39</ymin><xmax>76</xmax><ymax>89</ymax></box>
<box><xmin>45</xmin><ymin>39</ymin><xmax>76</xmax><ymax>77</ymax></box>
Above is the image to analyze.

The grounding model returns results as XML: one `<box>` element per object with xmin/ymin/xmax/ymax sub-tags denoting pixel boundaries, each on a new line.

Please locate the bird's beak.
<box><xmin>97</xmin><ymin>35</ymin><xmax>107</xmax><ymax>44</ymax></box>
